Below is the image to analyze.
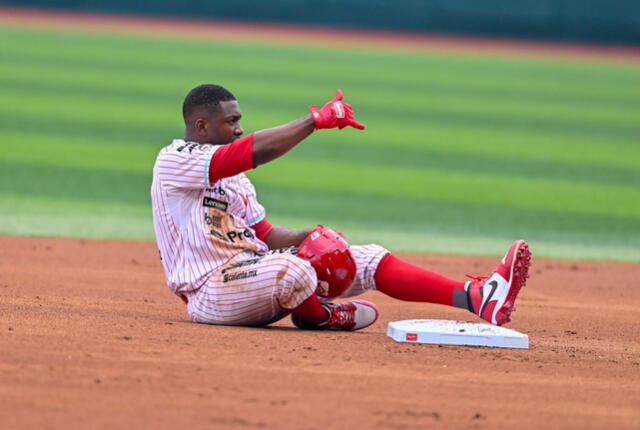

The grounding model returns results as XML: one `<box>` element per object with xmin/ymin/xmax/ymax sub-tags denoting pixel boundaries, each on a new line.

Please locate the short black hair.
<box><xmin>182</xmin><ymin>84</ymin><xmax>236</xmax><ymax>118</ymax></box>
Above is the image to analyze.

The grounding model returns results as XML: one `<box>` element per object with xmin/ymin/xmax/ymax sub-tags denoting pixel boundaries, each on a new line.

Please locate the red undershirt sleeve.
<box><xmin>250</xmin><ymin>218</ymin><xmax>274</xmax><ymax>242</ymax></box>
<box><xmin>208</xmin><ymin>133</ymin><xmax>255</xmax><ymax>183</ymax></box>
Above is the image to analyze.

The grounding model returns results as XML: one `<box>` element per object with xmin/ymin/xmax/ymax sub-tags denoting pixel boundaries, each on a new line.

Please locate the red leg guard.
<box><xmin>374</xmin><ymin>254</ymin><xmax>465</xmax><ymax>306</ymax></box>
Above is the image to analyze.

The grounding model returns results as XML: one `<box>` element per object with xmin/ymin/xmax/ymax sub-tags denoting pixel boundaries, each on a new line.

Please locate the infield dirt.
<box><xmin>1</xmin><ymin>236</ymin><xmax>639</xmax><ymax>429</ymax></box>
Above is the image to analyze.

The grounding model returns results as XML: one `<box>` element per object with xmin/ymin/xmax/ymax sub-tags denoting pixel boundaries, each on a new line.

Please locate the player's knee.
<box><xmin>277</xmin><ymin>253</ymin><xmax>317</xmax><ymax>287</ymax></box>
<box><xmin>271</xmin><ymin>254</ymin><xmax>317</xmax><ymax>309</ymax></box>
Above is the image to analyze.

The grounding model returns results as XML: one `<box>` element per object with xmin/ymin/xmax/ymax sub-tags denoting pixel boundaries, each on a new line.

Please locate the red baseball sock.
<box><xmin>291</xmin><ymin>293</ymin><xmax>329</xmax><ymax>325</ymax></box>
<box><xmin>374</xmin><ymin>254</ymin><xmax>465</xmax><ymax>306</ymax></box>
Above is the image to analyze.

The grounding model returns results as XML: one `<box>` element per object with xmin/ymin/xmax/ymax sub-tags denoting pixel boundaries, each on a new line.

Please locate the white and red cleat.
<box><xmin>292</xmin><ymin>300</ymin><xmax>378</xmax><ymax>331</ymax></box>
<box><xmin>464</xmin><ymin>240</ymin><xmax>532</xmax><ymax>326</ymax></box>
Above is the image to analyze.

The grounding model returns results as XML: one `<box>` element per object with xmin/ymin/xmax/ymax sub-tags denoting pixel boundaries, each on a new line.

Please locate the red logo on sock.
<box><xmin>406</xmin><ymin>333</ymin><xmax>418</xmax><ymax>341</ymax></box>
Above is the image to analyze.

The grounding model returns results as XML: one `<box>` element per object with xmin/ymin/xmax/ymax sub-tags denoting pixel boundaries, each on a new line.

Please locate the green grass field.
<box><xmin>1</xmin><ymin>25</ymin><xmax>639</xmax><ymax>261</ymax></box>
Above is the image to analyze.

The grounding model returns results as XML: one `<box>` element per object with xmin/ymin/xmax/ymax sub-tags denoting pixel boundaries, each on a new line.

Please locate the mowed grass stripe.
<box><xmin>3</xmin><ymin>54</ymin><xmax>640</xmax><ymax>111</ymax></box>
<box><xmin>3</xmin><ymin>103</ymin><xmax>640</xmax><ymax>175</ymax></box>
<box><xmin>0</xmin><ymin>193</ymin><xmax>153</xmax><ymax>240</ymax></box>
<box><xmin>323</xmin><ymin>125</ymin><xmax>640</xmax><ymax>169</ymax></box>
<box><xmin>1</xmin><ymin>168</ymin><xmax>638</xmax><ymax>258</ymax></box>
<box><xmin>1</xmin><ymin>161</ymin><xmax>638</xmax><ymax>244</ymax></box>
<box><xmin>0</xmin><ymin>132</ymin><xmax>158</xmax><ymax>173</ymax></box>
<box><xmin>2</xmin><ymin>156</ymin><xmax>639</xmax><ymax>220</ymax></box>
<box><xmin>3</xmin><ymin>79</ymin><xmax>639</xmax><ymax>144</ymax></box>
<box><xmin>250</xmin><ymin>158</ymin><xmax>640</xmax><ymax>218</ymax></box>
<box><xmin>2</xmin><ymin>47</ymin><xmax>639</xmax><ymax>125</ymax></box>
<box><xmin>256</xmin><ymin>186</ymin><xmax>640</xmax><ymax>247</ymax></box>
<box><xmin>2</xmin><ymin>27</ymin><xmax>640</xmax><ymax>111</ymax></box>
<box><xmin>4</xmin><ymin>129</ymin><xmax>637</xmax><ymax>190</ymax></box>
<box><xmin>0</xmin><ymin>161</ymin><xmax>151</xmax><ymax>204</ymax></box>
<box><xmin>1</xmin><ymin>192</ymin><xmax>636</xmax><ymax>261</ymax></box>
<box><xmin>3</xmin><ymin>75</ymin><xmax>639</xmax><ymax>142</ymax></box>
<box><xmin>3</xmin><ymin>26</ymin><xmax>639</xmax><ymax>91</ymax></box>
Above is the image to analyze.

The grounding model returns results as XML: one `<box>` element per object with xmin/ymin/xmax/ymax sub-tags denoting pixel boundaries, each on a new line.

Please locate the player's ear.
<box><xmin>194</xmin><ymin>118</ymin><xmax>208</xmax><ymax>136</ymax></box>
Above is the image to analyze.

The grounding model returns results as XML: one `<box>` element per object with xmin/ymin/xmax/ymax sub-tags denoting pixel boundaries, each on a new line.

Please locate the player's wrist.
<box><xmin>308</xmin><ymin>106</ymin><xmax>329</xmax><ymax>130</ymax></box>
<box><xmin>304</xmin><ymin>113</ymin><xmax>318</xmax><ymax>130</ymax></box>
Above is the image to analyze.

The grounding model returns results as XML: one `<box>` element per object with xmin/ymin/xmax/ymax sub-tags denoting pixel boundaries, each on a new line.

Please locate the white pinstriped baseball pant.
<box><xmin>186</xmin><ymin>244</ymin><xmax>389</xmax><ymax>326</ymax></box>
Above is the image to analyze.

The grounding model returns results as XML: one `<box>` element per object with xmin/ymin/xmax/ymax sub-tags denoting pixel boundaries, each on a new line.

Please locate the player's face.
<box><xmin>205</xmin><ymin>100</ymin><xmax>244</xmax><ymax>145</ymax></box>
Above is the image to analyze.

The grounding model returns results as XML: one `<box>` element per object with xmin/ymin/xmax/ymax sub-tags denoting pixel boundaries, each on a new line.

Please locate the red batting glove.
<box><xmin>309</xmin><ymin>90</ymin><xmax>366</xmax><ymax>130</ymax></box>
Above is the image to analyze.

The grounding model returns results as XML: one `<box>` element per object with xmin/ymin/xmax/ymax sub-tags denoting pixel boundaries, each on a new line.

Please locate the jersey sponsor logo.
<box><xmin>268</xmin><ymin>246</ymin><xmax>297</xmax><ymax>256</ymax></box>
<box><xmin>226</xmin><ymin>229</ymin><xmax>255</xmax><ymax>242</ymax></box>
<box><xmin>205</xmin><ymin>186</ymin><xmax>226</xmax><ymax>196</ymax></box>
<box><xmin>209</xmin><ymin>230</ymin><xmax>228</xmax><ymax>242</ymax></box>
<box><xmin>223</xmin><ymin>269</ymin><xmax>258</xmax><ymax>283</ymax></box>
<box><xmin>203</xmin><ymin>197</ymin><xmax>228</xmax><ymax>212</ymax></box>
<box><xmin>204</xmin><ymin>213</ymin><xmax>222</xmax><ymax>228</ymax></box>
<box><xmin>208</xmin><ymin>227</ymin><xmax>255</xmax><ymax>243</ymax></box>
<box><xmin>221</xmin><ymin>257</ymin><xmax>262</xmax><ymax>274</ymax></box>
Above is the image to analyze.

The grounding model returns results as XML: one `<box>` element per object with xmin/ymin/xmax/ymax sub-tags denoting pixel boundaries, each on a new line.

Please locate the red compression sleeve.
<box><xmin>291</xmin><ymin>294</ymin><xmax>329</xmax><ymax>325</ymax></box>
<box><xmin>208</xmin><ymin>133</ymin><xmax>255</xmax><ymax>183</ymax></box>
<box><xmin>250</xmin><ymin>218</ymin><xmax>274</xmax><ymax>242</ymax></box>
<box><xmin>375</xmin><ymin>254</ymin><xmax>465</xmax><ymax>306</ymax></box>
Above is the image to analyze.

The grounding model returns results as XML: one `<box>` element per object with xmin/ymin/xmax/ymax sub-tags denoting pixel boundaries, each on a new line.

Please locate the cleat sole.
<box><xmin>495</xmin><ymin>241</ymin><xmax>531</xmax><ymax>325</ymax></box>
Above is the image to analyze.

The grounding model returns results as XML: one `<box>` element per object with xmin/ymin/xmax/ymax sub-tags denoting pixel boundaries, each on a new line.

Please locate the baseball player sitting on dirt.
<box><xmin>151</xmin><ymin>84</ymin><xmax>531</xmax><ymax>331</ymax></box>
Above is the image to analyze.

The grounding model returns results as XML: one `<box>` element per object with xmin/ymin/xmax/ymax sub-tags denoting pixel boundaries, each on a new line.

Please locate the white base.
<box><xmin>387</xmin><ymin>319</ymin><xmax>529</xmax><ymax>349</ymax></box>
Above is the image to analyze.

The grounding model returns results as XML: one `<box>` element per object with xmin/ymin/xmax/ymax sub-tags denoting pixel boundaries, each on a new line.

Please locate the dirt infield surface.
<box><xmin>1</xmin><ymin>236</ymin><xmax>639</xmax><ymax>429</ymax></box>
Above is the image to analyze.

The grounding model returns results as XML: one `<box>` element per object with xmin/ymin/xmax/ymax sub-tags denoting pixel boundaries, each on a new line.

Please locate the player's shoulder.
<box><xmin>155</xmin><ymin>140</ymin><xmax>217</xmax><ymax>166</ymax></box>
<box><xmin>236</xmin><ymin>172</ymin><xmax>255</xmax><ymax>186</ymax></box>
<box><xmin>161</xmin><ymin>139</ymin><xmax>217</xmax><ymax>155</ymax></box>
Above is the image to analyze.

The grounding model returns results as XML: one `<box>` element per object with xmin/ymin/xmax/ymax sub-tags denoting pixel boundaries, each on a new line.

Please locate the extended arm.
<box><xmin>252</xmin><ymin>116</ymin><xmax>315</xmax><ymax>167</ymax></box>
<box><xmin>252</xmin><ymin>89</ymin><xmax>365</xmax><ymax>167</ymax></box>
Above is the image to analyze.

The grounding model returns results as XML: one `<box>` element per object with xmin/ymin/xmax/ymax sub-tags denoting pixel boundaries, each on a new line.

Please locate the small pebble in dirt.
<box><xmin>8</xmin><ymin>327</ymin><xmax>14</xmax><ymax>331</ymax></box>
<box><xmin>473</xmin><ymin>412</ymin><xmax>486</xmax><ymax>420</ymax></box>
<box><xmin>95</xmin><ymin>378</ymin><xmax>101</xmax><ymax>384</ymax></box>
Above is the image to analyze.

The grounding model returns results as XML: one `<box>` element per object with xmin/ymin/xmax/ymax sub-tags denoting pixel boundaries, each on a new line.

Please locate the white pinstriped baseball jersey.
<box><xmin>151</xmin><ymin>137</ymin><xmax>268</xmax><ymax>296</ymax></box>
